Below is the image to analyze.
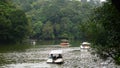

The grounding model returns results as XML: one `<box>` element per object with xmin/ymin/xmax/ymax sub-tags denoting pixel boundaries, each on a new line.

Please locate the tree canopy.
<box><xmin>82</xmin><ymin>0</ymin><xmax>120</xmax><ymax>64</ymax></box>
<box><xmin>12</xmin><ymin>0</ymin><xmax>101</xmax><ymax>40</ymax></box>
<box><xmin>0</xmin><ymin>0</ymin><xmax>31</xmax><ymax>44</ymax></box>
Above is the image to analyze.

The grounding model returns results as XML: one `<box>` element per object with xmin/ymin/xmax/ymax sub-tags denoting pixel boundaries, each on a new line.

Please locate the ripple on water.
<box><xmin>0</xmin><ymin>47</ymin><xmax>120</xmax><ymax>68</ymax></box>
<box><xmin>1</xmin><ymin>62</ymin><xmax>51</xmax><ymax>68</ymax></box>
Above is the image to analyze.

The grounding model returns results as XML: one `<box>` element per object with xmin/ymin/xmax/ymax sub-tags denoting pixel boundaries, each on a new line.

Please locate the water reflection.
<box><xmin>1</xmin><ymin>62</ymin><xmax>51</xmax><ymax>68</ymax></box>
<box><xmin>36</xmin><ymin>40</ymin><xmax>81</xmax><ymax>47</ymax></box>
<box><xmin>0</xmin><ymin>40</ymin><xmax>119</xmax><ymax>68</ymax></box>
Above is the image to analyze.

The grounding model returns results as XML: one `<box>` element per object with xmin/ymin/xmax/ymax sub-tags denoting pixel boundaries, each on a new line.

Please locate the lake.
<box><xmin>0</xmin><ymin>40</ymin><xmax>80</xmax><ymax>67</ymax></box>
<box><xmin>0</xmin><ymin>40</ymin><xmax>119</xmax><ymax>68</ymax></box>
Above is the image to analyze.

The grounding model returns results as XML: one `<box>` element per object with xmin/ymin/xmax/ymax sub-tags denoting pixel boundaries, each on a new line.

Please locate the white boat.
<box><xmin>47</xmin><ymin>50</ymin><xmax>64</xmax><ymax>64</ymax></box>
<box><xmin>80</xmin><ymin>42</ymin><xmax>90</xmax><ymax>49</ymax></box>
<box><xmin>32</xmin><ymin>41</ymin><xmax>36</xmax><ymax>45</ymax></box>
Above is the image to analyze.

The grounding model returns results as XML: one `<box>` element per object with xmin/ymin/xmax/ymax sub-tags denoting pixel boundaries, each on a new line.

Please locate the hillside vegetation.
<box><xmin>12</xmin><ymin>0</ymin><xmax>101</xmax><ymax>40</ymax></box>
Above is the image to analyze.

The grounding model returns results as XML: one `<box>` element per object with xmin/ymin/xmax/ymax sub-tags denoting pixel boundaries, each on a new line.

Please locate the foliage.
<box><xmin>0</xmin><ymin>0</ymin><xmax>31</xmax><ymax>44</ymax></box>
<box><xmin>12</xmin><ymin>0</ymin><xmax>101</xmax><ymax>40</ymax></box>
<box><xmin>84</xmin><ymin>0</ymin><xmax>120</xmax><ymax>64</ymax></box>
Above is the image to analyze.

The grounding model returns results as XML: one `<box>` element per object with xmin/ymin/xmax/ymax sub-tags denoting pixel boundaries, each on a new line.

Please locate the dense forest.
<box><xmin>11</xmin><ymin>0</ymin><xmax>101</xmax><ymax>40</ymax></box>
<box><xmin>86</xmin><ymin>0</ymin><xmax>120</xmax><ymax>64</ymax></box>
<box><xmin>0</xmin><ymin>0</ymin><xmax>31</xmax><ymax>44</ymax></box>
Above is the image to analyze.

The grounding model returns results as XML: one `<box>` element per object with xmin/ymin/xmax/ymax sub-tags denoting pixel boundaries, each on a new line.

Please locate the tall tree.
<box><xmin>11</xmin><ymin>0</ymin><xmax>101</xmax><ymax>40</ymax></box>
<box><xmin>84</xmin><ymin>0</ymin><xmax>120</xmax><ymax>64</ymax></box>
<box><xmin>0</xmin><ymin>0</ymin><xmax>31</xmax><ymax>44</ymax></box>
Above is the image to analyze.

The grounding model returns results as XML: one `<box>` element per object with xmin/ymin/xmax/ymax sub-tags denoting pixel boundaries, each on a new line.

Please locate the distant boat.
<box><xmin>80</xmin><ymin>42</ymin><xmax>90</xmax><ymax>49</ymax></box>
<box><xmin>47</xmin><ymin>50</ymin><xmax>64</xmax><ymax>64</ymax></box>
<box><xmin>31</xmin><ymin>40</ymin><xmax>36</xmax><ymax>45</ymax></box>
<box><xmin>60</xmin><ymin>39</ymin><xmax>70</xmax><ymax>47</ymax></box>
<box><xmin>32</xmin><ymin>41</ymin><xmax>36</xmax><ymax>45</ymax></box>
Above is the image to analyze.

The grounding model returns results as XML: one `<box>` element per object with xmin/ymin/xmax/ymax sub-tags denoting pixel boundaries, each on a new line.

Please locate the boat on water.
<box><xmin>47</xmin><ymin>50</ymin><xmax>64</xmax><ymax>64</ymax></box>
<box><xmin>80</xmin><ymin>42</ymin><xmax>90</xmax><ymax>49</ymax></box>
<box><xmin>60</xmin><ymin>39</ymin><xmax>70</xmax><ymax>47</ymax></box>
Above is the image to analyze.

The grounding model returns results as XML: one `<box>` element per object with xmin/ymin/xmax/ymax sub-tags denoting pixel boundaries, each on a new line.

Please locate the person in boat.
<box><xmin>50</xmin><ymin>54</ymin><xmax>53</xmax><ymax>58</ymax></box>
<box><xmin>49</xmin><ymin>54</ymin><xmax>56</xmax><ymax>60</ymax></box>
<box><xmin>47</xmin><ymin>50</ymin><xmax>63</xmax><ymax>64</ymax></box>
<box><xmin>57</xmin><ymin>54</ymin><xmax>62</xmax><ymax>58</ymax></box>
<box><xmin>52</xmin><ymin>55</ymin><xmax>57</xmax><ymax>60</ymax></box>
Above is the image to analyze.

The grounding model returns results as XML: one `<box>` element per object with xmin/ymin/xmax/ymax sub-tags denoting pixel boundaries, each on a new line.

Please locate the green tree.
<box><xmin>11</xmin><ymin>0</ymin><xmax>101</xmax><ymax>40</ymax></box>
<box><xmin>0</xmin><ymin>0</ymin><xmax>31</xmax><ymax>44</ymax></box>
<box><xmin>85</xmin><ymin>0</ymin><xmax>120</xmax><ymax>64</ymax></box>
<box><xmin>31</xmin><ymin>21</ymin><xmax>43</xmax><ymax>39</ymax></box>
<box><xmin>42</xmin><ymin>21</ymin><xmax>54</xmax><ymax>40</ymax></box>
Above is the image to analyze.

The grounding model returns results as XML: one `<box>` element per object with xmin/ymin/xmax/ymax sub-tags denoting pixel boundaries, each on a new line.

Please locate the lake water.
<box><xmin>0</xmin><ymin>40</ymin><xmax>119</xmax><ymax>68</ymax></box>
<box><xmin>0</xmin><ymin>40</ymin><xmax>80</xmax><ymax>67</ymax></box>
<box><xmin>36</xmin><ymin>40</ymin><xmax>81</xmax><ymax>47</ymax></box>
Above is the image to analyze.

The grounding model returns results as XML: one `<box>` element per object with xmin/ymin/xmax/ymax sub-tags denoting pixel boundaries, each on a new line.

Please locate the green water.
<box><xmin>0</xmin><ymin>40</ymin><xmax>118</xmax><ymax>68</ymax></box>
<box><xmin>36</xmin><ymin>40</ymin><xmax>81</xmax><ymax>47</ymax></box>
<box><xmin>0</xmin><ymin>40</ymin><xmax>81</xmax><ymax>66</ymax></box>
<box><xmin>0</xmin><ymin>40</ymin><xmax>81</xmax><ymax>53</ymax></box>
<box><xmin>0</xmin><ymin>44</ymin><xmax>32</xmax><ymax>53</ymax></box>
